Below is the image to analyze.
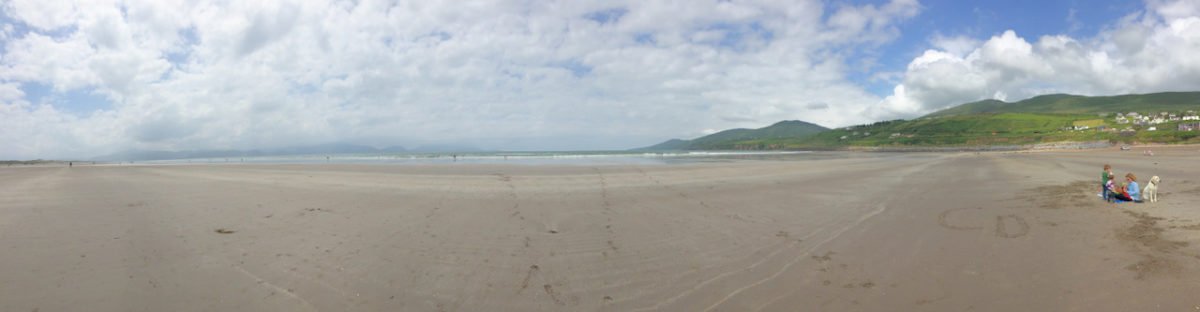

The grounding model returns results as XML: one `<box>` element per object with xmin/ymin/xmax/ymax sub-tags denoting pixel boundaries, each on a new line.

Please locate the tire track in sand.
<box><xmin>634</xmin><ymin>167</ymin><xmax>712</xmax><ymax>209</ymax></box>
<box><xmin>693</xmin><ymin>156</ymin><xmax>945</xmax><ymax>311</ymax></box>
<box><xmin>699</xmin><ymin>202</ymin><xmax>892</xmax><ymax>312</ymax></box>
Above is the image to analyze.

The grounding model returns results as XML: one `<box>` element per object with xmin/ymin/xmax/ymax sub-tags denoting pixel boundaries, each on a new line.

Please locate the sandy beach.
<box><xmin>2</xmin><ymin>148</ymin><xmax>1199</xmax><ymax>311</ymax></box>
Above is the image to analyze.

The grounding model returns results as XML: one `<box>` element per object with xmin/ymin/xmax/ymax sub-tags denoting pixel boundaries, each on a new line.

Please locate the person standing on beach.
<box><xmin>1100</xmin><ymin>164</ymin><xmax>1114</xmax><ymax>199</ymax></box>
<box><xmin>1105</xmin><ymin>179</ymin><xmax>1117</xmax><ymax>203</ymax></box>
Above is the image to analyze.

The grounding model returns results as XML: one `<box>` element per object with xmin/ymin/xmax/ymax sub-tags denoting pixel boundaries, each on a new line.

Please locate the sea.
<box><xmin>140</xmin><ymin>150</ymin><xmax>815</xmax><ymax>166</ymax></box>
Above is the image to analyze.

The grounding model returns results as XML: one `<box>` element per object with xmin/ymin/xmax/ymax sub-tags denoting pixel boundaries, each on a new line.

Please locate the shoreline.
<box><xmin>10</xmin><ymin>141</ymin><xmax>1200</xmax><ymax>166</ymax></box>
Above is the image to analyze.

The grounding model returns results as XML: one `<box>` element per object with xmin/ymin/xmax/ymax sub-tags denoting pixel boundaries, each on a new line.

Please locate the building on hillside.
<box><xmin>1148</xmin><ymin>127</ymin><xmax>1157</xmax><ymax>131</ymax></box>
<box><xmin>1183</xmin><ymin>115</ymin><xmax>1200</xmax><ymax>121</ymax></box>
<box><xmin>1181</xmin><ymin>122</ymin><xmax>1200</xmax><ymax>131</ymax></box>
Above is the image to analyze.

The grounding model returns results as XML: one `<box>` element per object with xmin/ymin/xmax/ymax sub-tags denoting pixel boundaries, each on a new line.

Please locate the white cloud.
<box><xmin>1</xmin><ymin>0</ymin><xmax>927</xmax><ymax>159</ymax></box>
<box><xmin>2</xmin><ymin>0</ymin><xmax>82</xmax><ymax>31</ymax></box>
<box><xmin>928</xmin><ymin>34</ymin><xmax>980</xmax><ymax>57</ymax></box>
<box><xmin>877</xmin><ymin>0</ymin><xmax>1200</xmax><ymax>117</ymax></box>
<box><xmin>824</xmin><ymin>0</ymin><xmax>920</xmax><ymax>45</ymax></box>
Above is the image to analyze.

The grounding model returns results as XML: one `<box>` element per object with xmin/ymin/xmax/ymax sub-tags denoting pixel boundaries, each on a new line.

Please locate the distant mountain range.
<box><xmin>637</xmin><ymin>120</ymin><xmax>829</xmax><ymax>150</ymax></box>
<box><xmin>95</xmin><ymin>143</ymin><xmax>481</xmax><ymax>161</ymax></box>
<box><xmin>639</xmin><ymin>91</ymin><xmax>1200</xmax><ymax>150</ymax></box>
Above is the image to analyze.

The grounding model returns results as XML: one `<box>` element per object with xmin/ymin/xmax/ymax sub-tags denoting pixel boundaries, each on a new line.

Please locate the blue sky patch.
<box><xmin>558</xmin><ymin>60</ymin><xmax>592</xmax><ymax>78</ymax></box>
<box><xmin>584</xmin><ymin>8</ymin><xmax>628</xmax><ymax>25</ymax></box>
<box><xmin>22</xmin><ymin>82</ymin><xmax>114</xmax><ymax>114</ymax></box>
<box><xmin>840</xmin><ymin>0</ymin><xmax>1143</xmax><ymax>98</ymax></box>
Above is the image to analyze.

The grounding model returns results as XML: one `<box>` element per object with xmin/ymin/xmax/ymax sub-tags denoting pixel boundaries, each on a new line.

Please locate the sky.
<box><xmin>1</xmin><ymin>0</ymin><xmax>1199</xmax><ymax>159</ymax></box>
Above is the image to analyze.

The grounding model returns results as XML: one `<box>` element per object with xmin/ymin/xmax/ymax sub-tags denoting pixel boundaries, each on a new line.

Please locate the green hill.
<box><xmin>765</xmin><ymin>111</ymin><xmax>1199</xmax><ymax>149</ymax></box>
<box><xmin>645</xmin><ymin>91</ymin><xmax>1200</xmax><ymax>151</ymax></box>
<box><xmin>798</xmin><ymin>113</ymin><xmax>1111</xmax><ymax>147</ymax></box>
<box><xmin>637</xmin><ymin>120</ymin><xmax>829</xmax><ymax>150</ymax></box>
<box><xmin>926</xmin><ymin>92</ymin><xmax>1200</xmax><ymax>117</ymax></box>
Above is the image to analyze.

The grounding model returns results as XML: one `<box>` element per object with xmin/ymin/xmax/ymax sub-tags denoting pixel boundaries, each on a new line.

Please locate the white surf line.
<box><xmin>703</xmin><ymin>202</ymin><xmax>893</xmax><ymax>312</ymax></box>
<box><xmin>233</xmin><ymin>265</ymin><xmax>320</xmax><ymax>312</ymax></box>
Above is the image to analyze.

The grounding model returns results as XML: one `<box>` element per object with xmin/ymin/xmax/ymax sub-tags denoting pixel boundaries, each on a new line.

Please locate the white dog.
<box><xmin>1143</xmin><ymin>176</ymin><xmax>1160</xmax><ymax>203</ymax></box>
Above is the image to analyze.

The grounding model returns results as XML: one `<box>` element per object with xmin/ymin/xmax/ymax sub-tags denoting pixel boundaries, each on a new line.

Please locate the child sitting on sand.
<box><xmin>1112</xmin><ymin>182</ymin><xmax>1132</xmax><ymax>202</ymax></box>
<box><xmin>1111</xmin><ymin>174</ymin><xmax>1142</xmax><ymax>203</ymax></box>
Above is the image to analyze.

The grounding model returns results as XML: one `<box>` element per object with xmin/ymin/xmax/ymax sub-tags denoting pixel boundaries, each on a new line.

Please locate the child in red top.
<box><xmin>1112</xmin><ymin>181</ymin><xmax>1134</xmax><ymax>202</ymax></box>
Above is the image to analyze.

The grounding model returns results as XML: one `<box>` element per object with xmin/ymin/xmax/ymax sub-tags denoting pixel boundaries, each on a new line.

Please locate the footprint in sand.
<box><xmin>543</xmin><ymin>284</ymin><xmax>566</xmax><ymax>305</ymax></box>
<box><xmin>517</xmin><ymin>264</ymin><xmax>539</xmax><ymax>294</ymax></box>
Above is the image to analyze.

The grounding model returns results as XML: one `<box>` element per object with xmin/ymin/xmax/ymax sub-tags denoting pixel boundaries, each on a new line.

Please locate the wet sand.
<box><xmin>2</xmin><ymin>148</ymin><xmax>1199</xmax><ymax>311</ymax></box>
